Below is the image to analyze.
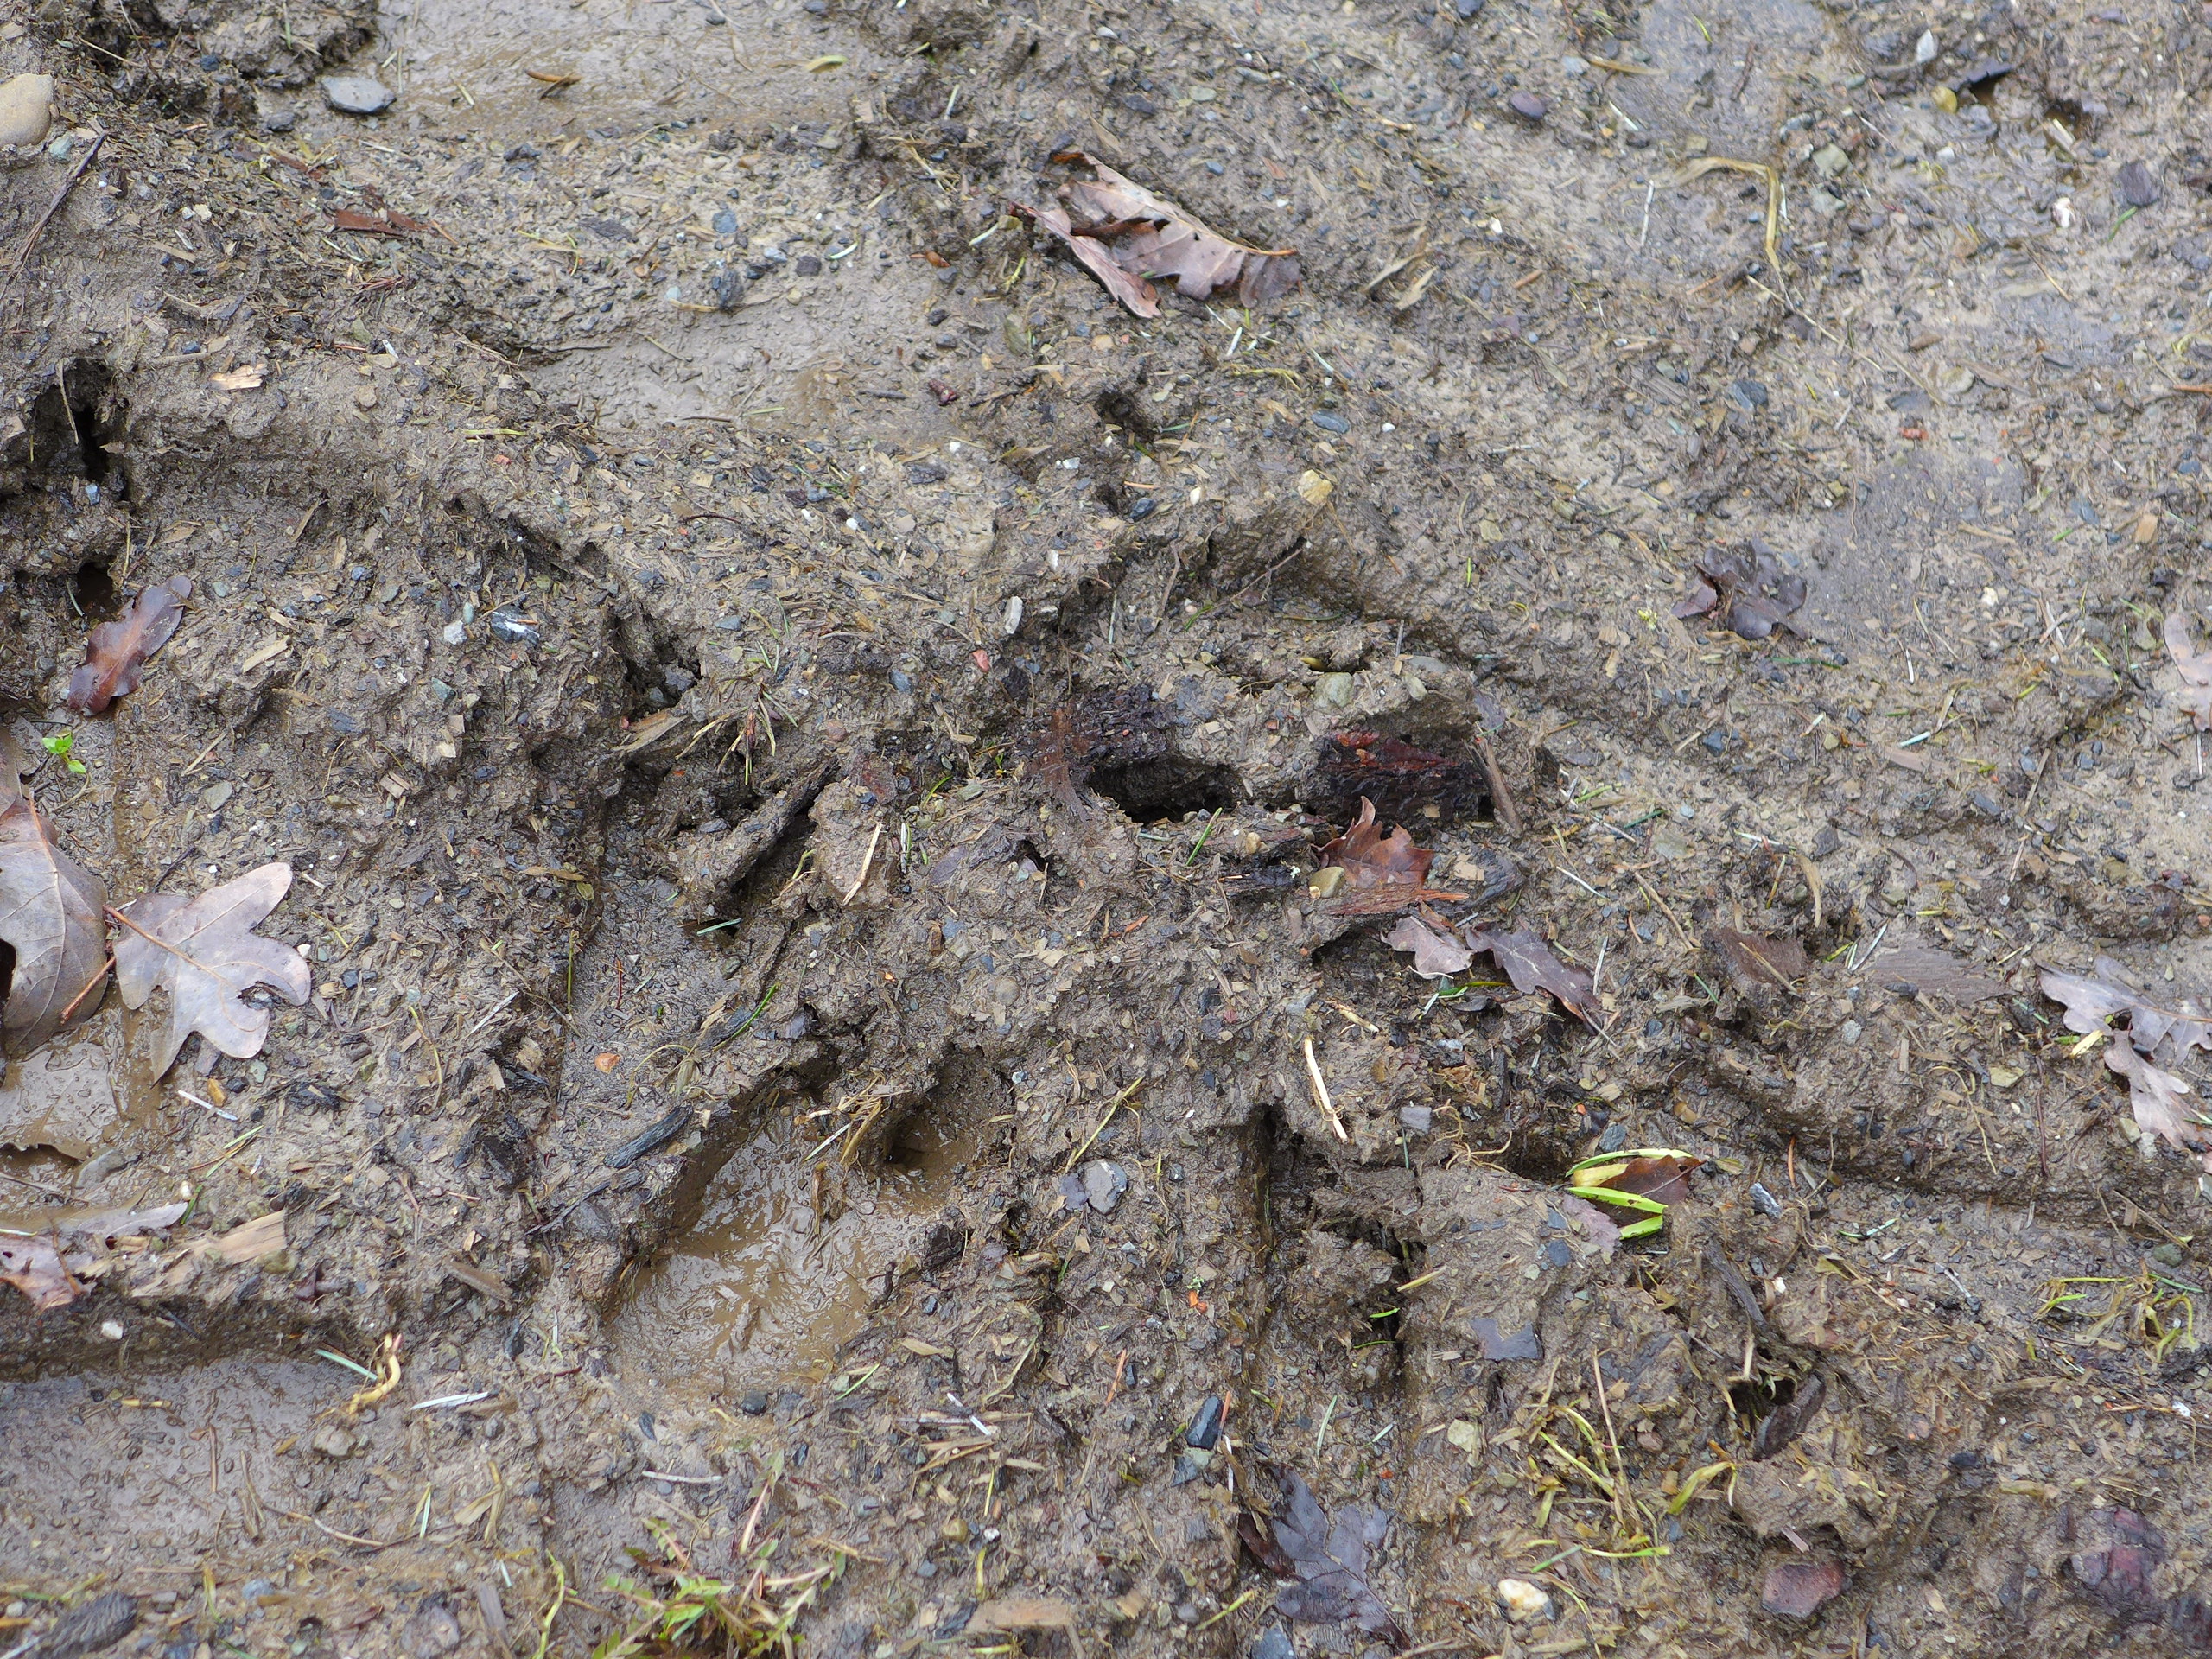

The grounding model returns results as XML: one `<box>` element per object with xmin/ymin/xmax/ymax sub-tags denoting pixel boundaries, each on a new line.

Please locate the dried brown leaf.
<box><xmin>2166</xmin><ymin>612</ymin><xmax>2212</xmax><ymax>730</ymax></box>
<box><xmin>1321</xmin><ymin>798</ymin><xmax>1433</xmax><ymax>890</ymax></box>
<box><xmin>114</xmin><ymin>862</ymin><xmax>311</xmax><ymax>1077</ymax></box>
<box><xmin>1580</xmin><ymin>1153</ymin><xmax>1702</xmax><ymax>1207</ymax></box>
<box><xmin>1465</xmin><ymin>927</ymin><xmax>1603</xmax><ymax>1027</ymax></box>
<box><xmin>1017</xmin><ymin>151</ymin><xmax>1300</xmax><ymax>318</ymax></box>
<box><xmin>1672</xmin><ymin>539</ymin><xmax>1804</xmax><ymax>639</ymax></box>
<box><xmin>2043</xmin><ymin>963</ymin><xmax>2212</xmax><ymax>1168</ymax></box>
<box><xmin>0</xmin><ymin>1235</ymin><xmax>84</xmax><ymax>1311</ymax></box>
<box><xmin>65</xmin><ymin>575</ymin><xmax>191</xmax><ymax>714</ymax></box>
<box><xmin>0</xmin><ymin>734</ymin><xmax>108</xmax><ymax>1057</ymax></box>
<box><xmin>1383</xmin><ymin>914</ymin><xmax>1471</xmax><ymax>978</ymax></box>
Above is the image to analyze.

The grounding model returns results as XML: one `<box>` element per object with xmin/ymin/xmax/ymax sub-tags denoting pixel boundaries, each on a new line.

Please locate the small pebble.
<box><xmin>1496</xmin><ymin>1579</ymin><xmax>1554</xmax><ymax>1623</ymax></box>
<box><xmin>321</xmin><ymin>74</ymin><xmax>395</xmax><ymax>115</ymax></box>
<box><xmin>1507</xmin><ymin>91</ymin><xmax>1548</xmax><ymax>123</ymax></box>
<box><xmin>1560</xmin><ymin>54</ymin><xmax>1588</xmax><ymax>73</ymax></box>
<box><xmin>1914</xmin><ymin>28</ymin><xmax>1938</xmax><ymax>62</ymax></box>
<box><xmin>2117</xmin><ymin>160</ymin><xmax>2161</xmax><ymax>207</ymax></box>
<box><xmin>0</xmin><ymin>74</ymin><xmax>54</xmax><ymax>147</ymax></box>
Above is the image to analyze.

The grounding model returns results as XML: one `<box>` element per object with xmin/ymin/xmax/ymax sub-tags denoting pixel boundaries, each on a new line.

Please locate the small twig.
<box><xmin>840</xmin><ymin>822</ymin><xmax>884</xmax><ymax>905</ymax></box>
<box><xmin>1302</xmin><ymin>1035</ymin><xmax>1349</xmax><ymax>1141</ymax></box>
<box><xmin>9</xmin><ymin>131</ymin><xmax>104</xmax><ymax>277</ymax></box>
<box><xmin>1471</xmin><ymin>728</ymin><xmax>1521</xmax><ymax>835</ymax></box>
<box><xmin>57</xmin><ymin>951</ymin><xmax>115</xmax><ymax>1022</ymax></box>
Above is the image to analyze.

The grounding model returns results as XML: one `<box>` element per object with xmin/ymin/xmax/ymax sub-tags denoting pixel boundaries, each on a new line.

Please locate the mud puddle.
<box><xmin>614</xmin><ymin>1094</ymin><xmax>987</xmax><ymax>1396</ymax></box>
<box><xmin>0</xmin><ymin>1359</ymin><xmax>338</xmax><ymax>1580</ymax></box>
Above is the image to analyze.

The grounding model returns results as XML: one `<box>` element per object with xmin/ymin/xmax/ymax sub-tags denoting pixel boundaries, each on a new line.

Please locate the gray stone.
<box><xmin>321</xmin><ymin>75</ymin><xmax>394</xmax><ymax>116</ymax></box>
<box><xmin>1082</xmin><ymin>1159</ymin><xmax>1127</xmax><ymax>1214</ymax></box>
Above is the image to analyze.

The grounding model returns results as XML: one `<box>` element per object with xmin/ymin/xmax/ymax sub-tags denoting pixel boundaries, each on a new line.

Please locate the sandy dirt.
<box><xmin>6</xmin><ymin>0</ymin><xmax>2212</xmax><ymax>1651</ymax></box>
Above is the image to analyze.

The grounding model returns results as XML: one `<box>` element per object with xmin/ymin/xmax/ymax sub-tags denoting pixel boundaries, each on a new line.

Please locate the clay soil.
<box><xmin>8</xmin><ymin>0</ymin><xmax>2212</xmax><ymax>1652</ymax></box>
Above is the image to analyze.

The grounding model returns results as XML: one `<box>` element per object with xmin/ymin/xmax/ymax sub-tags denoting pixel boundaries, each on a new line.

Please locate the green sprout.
<box><xmin>41</xmin><ymin>731</ymin><xmax>86</xmax><ymax>775</ymax></box>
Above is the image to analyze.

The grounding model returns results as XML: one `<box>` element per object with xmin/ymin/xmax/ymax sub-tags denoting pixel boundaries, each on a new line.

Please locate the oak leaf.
<box><xmin>66</xmin><ymin>575</ymin><xmax>191</xmax><ymax>714</ymax></box>
<box><xmin>113</xmin><ymin>862</ymin><xmax>311</xmax><ymax>1077</ymax></box>
<box><xmin>1321</xmin><ymin>798</ymin><xmax>1433</xmax><ymax>890</ymax></box>
<box><xmin>1465</xmin><ymin>927</ymin><xmax>1603</xmax><ymax>1027</ymax></box>
<box><xmin>0</xmin><ymin>734</ymin><xmax>107</xmax><ymax>1057</ymax></box>
<box><xmin>1014</xmin><ymin>151</ymin><xmax>1300</xmax><ymax>319</ymax></box>
<box><xmin>2043</xmin><ymin>959</ymin><xmax>2212</xmax><ymax>1168</ymax></box>
<box><xmin>1383</xmin><ymin>914</ymin><xmax>1471</xmax><ymax>979</ymax></box>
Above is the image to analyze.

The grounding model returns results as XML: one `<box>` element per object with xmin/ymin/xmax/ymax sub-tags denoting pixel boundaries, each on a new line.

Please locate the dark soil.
<box><xmin>7</xmin><ymin>0</ymin><xmax>2212</xmax><ymax>1652</ymax></box>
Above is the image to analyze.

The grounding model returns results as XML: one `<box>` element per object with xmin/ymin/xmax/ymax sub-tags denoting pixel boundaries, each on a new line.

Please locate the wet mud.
<box><xmin>8</xmin><ymin>0</ymin><xmax>2212</xmax><ymax>1650</ymax></box>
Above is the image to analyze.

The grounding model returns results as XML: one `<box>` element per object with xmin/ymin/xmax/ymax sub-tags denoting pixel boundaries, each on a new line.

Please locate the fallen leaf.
<box><xmin>1465</xmin><ymin>927</ymin><xmax>1602</xmax><ymax>1026</ymax></box>
<box><xmin>0</xmin><ymin>735</ymin><xmax>108</xmax><ymax>1056</ymax></box>
<box><xmin>209</xmin><ymin>363</ymin><xmax>265</xmax><ymax>391</ymax></box>
<box><xmin>1672</xmin><ymin>538</ymin><xmax>1804</xmax><ymax>639</ymax></box>
<box><xmin>1297</xmin><ymin>469</ymin><xmax>1334</xmax><ymax>507</ymax></box>
<box><xmin>1321</xmin><ymin>798</ymin><xmax>1433</xmax><ymax>890</ymax></box>
<box><xmin>2166</xmin><ymin>612</ymin><xmax>2212</xmax><ymax>730</ymax></box>
<box><xmin>0</xmin><ymin>1200</ymin><xmax>191</xmax><ymax>1311</ymax></box>
<box><xmin>0</xmin><ymin>1234</ymin><xmax>84</xmax><ymax>1310</ymax></box>
<box><xmin>2043</xmin><ymin>961</ymin><xmax>2212</xmax><ymax>1168</ymax></box>
<box><xmin>1013</xmin><ymin>150</ymin><xmax>1300</xmax><ymax>319</ymax></box>
<box><xmin>1384</xmin><ymin>914</ymin><xmax>1471</xmax><ymax>979</ymax></box>
<box><xmin>1710</xmin><ymin>926</ymin><xmax>1808</xmax><ymax>990</ymax></box>
<box><xmin>1316</xmin><ymin>730</ymin><xmax>1487</xmax><ymax>827</ymax></box>
<box><xmin>594</xmin><ymin>1051</ymin><xmax>620</xmax><ymax>1072</ymax></box>
<box><xmin>65</xmin><ymin>575</ymin><xmax>192</xmax><ymax>714</ymax></box>
<box><xmin>113</xmin><ymin>863</ymin><xmax>312</xmax><ymax>1077</ymax></box>
<box><xmin>1574</xmin><ymin>1152</ymin><xmax>1702</xmax><ymax>1208</ymax></box>
<box><xmin>1261</xmin><ymin>1468</ymin><xmax>1404</xmax><ymax>1644</ymax></box>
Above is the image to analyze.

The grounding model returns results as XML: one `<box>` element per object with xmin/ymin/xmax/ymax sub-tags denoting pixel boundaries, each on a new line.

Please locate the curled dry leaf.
<box><xmin>2166</xmin><ymin>612</ymin><xmax>2212</xmax><ymax>730</ymax></box>
<box><xmin>1465</xmin><ymin>927</ymin><xmax>1603</xmax><ymax>1027</ymax></box>
<box><xmin>1383</xmin><ymin>914</ymin><xmax>1471</xmax><ymax>979</ymax></box>
<box><xmin>0</xmin><ymin>734</ymin><xmax>107</xmax><ymax>1057</ymax></box>
<box><xmin>1672</xmin><ymin>539</ymin><xmax>1805</xmax><ymax>640</ymax></box>
<box><xmin>2042</xmin><ymin>959</ymin><xmax>2212</xmax><ymax>1168</ymax></box>
<box><xmin>1012</xmin><ymin>150</ymin><xmax>1300</xmax><ymax>319</ymax></box>
<box><xmin>114</xmin><ymin>861</ymin><xmax>312</xmax><ymax>1077</ymax></box>
<box><xmin>66</xmin><ymin>575</ymin><xmax>192</xmax><ymax>714</ymax></box>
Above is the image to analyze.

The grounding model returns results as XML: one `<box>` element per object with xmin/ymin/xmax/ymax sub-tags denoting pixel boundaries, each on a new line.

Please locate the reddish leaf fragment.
<box><xmin>926</xmin><ymin>378</ymin><xmax>960</xmax><ymax>406</ymax></box>
<box><xmin>1762</xmin><ymin>1556</ymin><xmax>1847</xmax><ymax>1620</ymax></box>
<box><xmin>0</xmin><ymin>1234</ymin><xmax>84</xmax><ymax>1311</ymax></box>
<box><xmin>1673</xmin><ymin>539</ymin><xmax>1804</xmax><ymax>640</ymax></box>
<box><xmin>66</xmin><ymin>575</ymin><xmax>192</xmax><ymax>714</ymax></box>
<box><xmin>1465</xmin><ymin>927</ymin><xmax>1602</xmax><ymax>1026</ymax></box>
<box><xmin>1710</xmin><ymin>926</ymin><xmax>1808</xmax><ymax>990</ymax></box>
<box><xmin>1321</xmin><ymin>798</ymin><xmax>1433</xmax><ymax>890</ymax></box>
<box><xmin>1315</xmin><ymin>730</ymin><xmax>1486</xmax><ymax>827</ymax></box>
<box><xmin>332</xmin><ymin>207</ymin><xmax>437</xmax><ymax>238</ymax></box>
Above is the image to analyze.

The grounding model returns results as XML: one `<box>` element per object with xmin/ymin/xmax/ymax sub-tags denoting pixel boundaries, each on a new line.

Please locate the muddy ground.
<box><xmin>7</xmin><ymin>0</ymin><xmax>2212</xmax><ymax>1650</ymax></box>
